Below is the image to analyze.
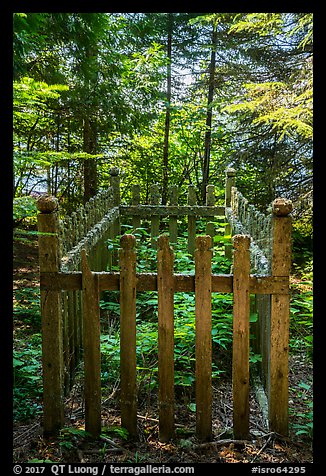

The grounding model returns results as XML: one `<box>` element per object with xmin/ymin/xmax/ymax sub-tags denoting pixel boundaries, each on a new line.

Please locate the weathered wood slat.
<box><xmin>119</xmin><ymin>205</ymin><xmax>225</xmax><ymax>217</ymax></box>
<box><xmin>195</xmin><ymin>235</ymin><xmax>213</xmax><ymax>442</ymax></box>
<box><xmin>41</xmin><ymin>271</ymin><xmax>288</xmax><ymax>295</ymax></box>
<box><xmin>119</xmin><ymin>235</ymin><xmax>138</xmax><ymax>437</ymax></box>
<box><xmin>157</xmin><ymin>235</ymin><xmax>175</xmax><ymax>442</ymax></box>
<box><xmin>232</xmin><ymin>234</ymin><xmax>251</xmax><ymax>440</ymax></box>
<box><xmin>81</xmin><ymin>250</ymin><xmax>101</xmax><ymax>437</ymax></box>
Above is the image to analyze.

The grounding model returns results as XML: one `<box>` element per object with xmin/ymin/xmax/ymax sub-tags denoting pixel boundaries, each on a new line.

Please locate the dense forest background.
<box><xmin>13</xmin><ymin>12</ymin><xmax>312</xmax><ymax>261</ymax></box>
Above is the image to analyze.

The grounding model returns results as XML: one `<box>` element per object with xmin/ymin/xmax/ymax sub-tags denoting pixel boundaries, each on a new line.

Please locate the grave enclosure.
<box><xmin>37</xmin><ymin>168</ymin><xmax>292</xmax><ymax>442</ymax></box>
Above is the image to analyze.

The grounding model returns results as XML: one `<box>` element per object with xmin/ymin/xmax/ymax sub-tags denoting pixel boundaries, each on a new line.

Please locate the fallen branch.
<box><xmin>188</xmin><ymin>438</ymin><xmax>252</xmax><ymax>451</ymax></box>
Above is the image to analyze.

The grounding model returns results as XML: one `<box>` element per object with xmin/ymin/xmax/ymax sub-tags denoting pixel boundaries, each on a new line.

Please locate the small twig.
<box><xmin>99</xmin><ymin>435</ymin><xmax>122</xmax><ymax>449</ymax></box>
<box><xmin>99</xmin><ymin>435</ymin><xmax>135</xmax><ymax>456</ymax></box>
<box><xmin>189</xmin><ymin>438</ymin><xmax>252</xmax><ymax>451</ymax></box>
<box><xmin>251</xmin><ymin>434</ymin><xmax>273</xmax><ymax>463</ymax></box>
<box><xmin>136</xmin><ymin>414</ymin><xmax>190</xmax><ymax>429</ymax></box>
<box><xmin>13</xmin><ymin>423</ymin><xmax>40</xmax><ymax>444</ymax></box>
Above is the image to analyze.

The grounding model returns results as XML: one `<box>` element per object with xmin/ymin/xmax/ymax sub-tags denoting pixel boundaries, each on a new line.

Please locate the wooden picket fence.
<box><xmin>37</xmin><ymin>168</ymin><xmax>292</xmax><ymax>442</ymax></box>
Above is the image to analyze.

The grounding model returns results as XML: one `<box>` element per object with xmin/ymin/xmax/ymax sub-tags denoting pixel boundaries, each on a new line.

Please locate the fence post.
<box><xmin>187</xmin><ymin>184</ymin><xmax>196</xmax><ymax>256</ymax></box>
<box><xmin>195</xmin><ymin>235</ymin><xmax>212</xmax><ymax>442</ymax></box>
<box><xmin>157</xmin><ymin>235</ymin><xmax>175</xmax><ymax>442</ymax></box>
<box><xmin>81</xmin><ymin>250</ymin><xmax>101</xmax><ymax>437</ymax></box>
<box><xmin>150</xmin><ymin>184</ymin><xmax>160</xmax><ymax>248</ymax></box>
<box><xmin>232</xmin><ymin>234</ymin><xmax>251</xmax><ymax>440</ymax></box>
<box><xmin>120</xmin><ymin>234</ymin><xmax>138</xmax><ymax>437</ymax></box>
<box><xmin>269</xmin><ymin>198</ymin><xmax>292</xmax><ymax>436</ymax></box>
<box><xmin>37</xmin><ymin>196</ymin><xmax>64</xmax><ymax>436</ymax></box>
<box><xmin>225</xmin><ymin>168</ymin><xmax>236</xmax><ymax>258</ymax></box>
<box><xmin>225</xmin><ymin>167</ymin><xmax>236</xmax><ymax>208</ymax></box>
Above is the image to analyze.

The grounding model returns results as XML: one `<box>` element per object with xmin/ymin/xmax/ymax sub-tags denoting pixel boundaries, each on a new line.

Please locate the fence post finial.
<box><xmin>272</xmin><ymin>197</ymin><xmax>293</xmax><ymax>217</ymax></box>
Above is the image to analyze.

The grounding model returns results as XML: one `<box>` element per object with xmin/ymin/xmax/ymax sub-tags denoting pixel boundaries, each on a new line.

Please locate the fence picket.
<box><xmin>157</xmin><ymin>235</ymin><xmax>175</xmax><ymax>442</ymax></box>
<box><xmin>81</xmin><ymin>250</ymin><xmax>101</xmax><ymax>437</ymax></box>
<box><xmin>119</xmin><ymin>235</ymin><xmax>138</xmax><ymax>437</ymax></box>
<box><xmin>195</xmin><ymin>235</ymin><xmax>213</xmax><ymax>442</ymax></box>
<box><xmin>232</xmin><ymin>234</ymin><xmax>251</xmax><ymax>440</ymax></box>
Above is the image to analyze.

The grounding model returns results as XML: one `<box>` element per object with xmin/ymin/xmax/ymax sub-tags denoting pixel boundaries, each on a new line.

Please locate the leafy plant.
<box><xmin>101</xmin><ymin>425</ymin><xmax>129</xmax><ymax>440</ymax></box>
<box><xmin>289</xmin><ymin>382</ymin><xmax>313</xmax><ymax>439</ymax></box>
<box><xmin>14</xmin><ymin>286</ymin><xmax>41</xmax><ymax>330</ymax></box>
<box><xmin>59</xmin><ymin>427</ymin><xmax>91</xmax><ymax>450</ymax></box>
<box><xmin>290</xmin><ymin>283</ymin><xmax>313</xmax><ymax>359</ymax></box>
<box><xmin>13</xmin><ymin>196</ymin><xmax>38</xmax><ymax>227</ymax></box>
<box><xmin>13</xmin><ymin>334</ymin><xmax>43</xmax><ymax>421</ymax></box>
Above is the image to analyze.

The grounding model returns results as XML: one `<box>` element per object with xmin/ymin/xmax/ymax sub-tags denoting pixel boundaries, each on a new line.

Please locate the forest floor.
<box><xmin>13</xmin><ymin>234</ymin><xmax>313</xmax><ymax>464</ymax></box>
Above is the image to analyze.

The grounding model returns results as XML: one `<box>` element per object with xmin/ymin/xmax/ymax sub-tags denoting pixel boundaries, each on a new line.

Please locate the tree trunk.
<box><xmin>162</xmin><ymin>13</ymin><xmax>173</xmax><ymax>205</ymax></box>
<box><xmin>83</xmin><ymin>115</ymin><xmax>98</xmax><ymax>203</ymax></box>
<box><xmin>202</xmin><ymin>24</ymin><xmax>218</xmax><ymax>203</ymax></box>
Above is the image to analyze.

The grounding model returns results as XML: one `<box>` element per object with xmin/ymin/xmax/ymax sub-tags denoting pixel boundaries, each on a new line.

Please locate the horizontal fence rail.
<box><xmin>37</xmin><ymin>167</ymin><xmax>292</xmax><ymax>441</ymax></box>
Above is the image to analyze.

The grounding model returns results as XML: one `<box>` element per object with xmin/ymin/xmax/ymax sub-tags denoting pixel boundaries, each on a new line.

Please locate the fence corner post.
<box><xmin>225</xmin><ymin>167</ymin><xmax>236</xmax><ymax>208</ymax></box>
<box><xmin>37</xmin><ymin>195</ymin><xmax>64</xmax><ymax>436</ymax></box>
<box><xmin>269</xmin><ymin>198</ymin><xmax>292</xmax><ymax>436</ymax></box>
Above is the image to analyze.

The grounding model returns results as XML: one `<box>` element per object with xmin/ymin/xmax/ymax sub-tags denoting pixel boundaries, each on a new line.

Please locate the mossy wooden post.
<box><xmin>120</xmin><ymin>234</ymin><xmax>137</xmax><ymax>437</ymax></box>
<box><xmin>132</xmin><ymin>184</ymin><xmax>141</xmax><ymax>231</ymax></box>
<box><xmin>81</xmin><ymin>250</ymin><xmax>101</xmax><ymax>438</ymax></box>
<box><xmin>150</xmin><ymin>184</ymin><xmax>160</xmax><ymax>248</ymax></box>
<box><xmin>206</xmin><ymin>184</ymin><xmax>215</xmax><ymax>239</ymax></box>
<box><xmin>225</xmin><ymin>168</ymin><xmax>236</xmax><ymax>259</ymax></box>
<box><xmin>168</xmin><ymin>185</ymin><xmax>178</xmax><ymax>244</ymax></box>
<box><xmin>157</xmin><ymin>235</ymin><xmax>175</xmax><ymax>442</ymax></box>
<box><xmin>187</xmin><ymin>184</ymin><xmax>196</xmax><ymax>256</ymax></box>
<box><xmin>269</xmin><ymin>198</ymin><xmax>292</xmax><ymax>436</ymax></box>
<box><xmin>110</xmin><ymin>167</ymin><xmax>120</xmax><ymax>265</ymax></box>
<box><xmin>195</xmin><ymin>235</ymin><xmax>212</xmax><ymax>442</ymax></box>
<box><xmin>232</xmin><ymin>234</ymin><xmax>251</xmax><ymax>440</ymax></box>
<box><xmin>37</xmin><ymin>196</ymin><xmax>64</xmax><ymax>436</ymax></box>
